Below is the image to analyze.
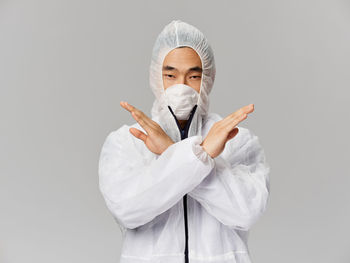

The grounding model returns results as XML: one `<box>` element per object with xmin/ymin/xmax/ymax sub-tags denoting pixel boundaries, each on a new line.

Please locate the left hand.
<box><xmin>200</xmin><ymin>103</ymin><xmax>254</xmax><ymax>158</ymax></box>
<box><xmin>120</xmin><ymin>101</ymin><xmax>175</xmax><ymax>155</ymax></box>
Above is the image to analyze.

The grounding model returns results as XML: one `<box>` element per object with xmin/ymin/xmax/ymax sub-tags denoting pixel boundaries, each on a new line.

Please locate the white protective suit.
<box><xmin>98</xmin><ymin>20</ymin><xmax>271</xmax><ymax>263</ymax></box>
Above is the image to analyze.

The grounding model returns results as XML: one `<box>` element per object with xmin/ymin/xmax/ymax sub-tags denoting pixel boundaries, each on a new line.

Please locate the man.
<box><xmin>98</xmin><ymin>20</ymin><xmax>270</xmax><ymax>263</ymax></box>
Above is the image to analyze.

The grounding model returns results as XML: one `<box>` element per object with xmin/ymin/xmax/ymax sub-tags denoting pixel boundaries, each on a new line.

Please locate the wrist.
<box><xmin>200</xmin><ymin>141</ymin><xmax>214</xmax><ymax>159</ymax></box>
<box><xmin>161</xmin><ymin>140</ymin><xmax>175</xmax><ymax>155</ymax></box>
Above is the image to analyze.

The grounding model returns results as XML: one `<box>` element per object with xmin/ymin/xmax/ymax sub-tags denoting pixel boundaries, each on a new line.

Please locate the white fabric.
<box><xmin>98</xmin><ymin>19</ymin><xmax>271</xmax><ymax>263</ymax></box>
<box><xmin>164</xmin><ymin>83</ymin><xmax>199</xmax><ymax>120</ymax></box>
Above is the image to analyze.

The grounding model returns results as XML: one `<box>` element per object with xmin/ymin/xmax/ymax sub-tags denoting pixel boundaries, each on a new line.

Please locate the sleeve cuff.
<box><xmin>191</xmin><ymin>135</ymin><xmax>215</xmax><ymax>168</ymax></box>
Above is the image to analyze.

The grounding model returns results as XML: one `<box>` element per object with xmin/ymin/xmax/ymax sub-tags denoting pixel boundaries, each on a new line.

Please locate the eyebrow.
<box><xmin>162</xmin><ymin>65</ymin><xmax>203</xmax><ymax>73</ymax></box>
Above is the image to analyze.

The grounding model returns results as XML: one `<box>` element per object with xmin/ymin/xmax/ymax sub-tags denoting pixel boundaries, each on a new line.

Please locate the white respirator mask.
<box><xmin>164</xmin><ymin>83</ymin><xmax>199</xmax><ymax>120</ymax></box>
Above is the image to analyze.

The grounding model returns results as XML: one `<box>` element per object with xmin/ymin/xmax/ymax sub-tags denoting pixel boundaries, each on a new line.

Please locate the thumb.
<box><xmin>129</xmin><ymin>127</ymin><xmax>148</xmax><ymax>142</ymax></box>
<box><xmin>226</xmin><ymin>127</ymin><xmax>239</xmax><ymax>141</ymax></box>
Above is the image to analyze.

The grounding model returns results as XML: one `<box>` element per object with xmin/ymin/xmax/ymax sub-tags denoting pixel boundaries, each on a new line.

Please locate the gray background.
<box><xmin>1</xmin><ymin>0</ymin><xmax>349</xmax><ymax>262</ymax></box>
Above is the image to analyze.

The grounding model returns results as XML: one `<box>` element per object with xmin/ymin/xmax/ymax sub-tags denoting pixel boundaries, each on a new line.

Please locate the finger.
<box><xmin>131</xmin><ymin>111</ymin><xmax>152</xmax><ymax>133</ymax></box>
<box><xmin>226</xmin><ymin>113</ymin><xmax>247</xmax><ymax>132</ymax></box>
<box><xmin>137</xmin><ymin>109</ymin><xmax>158</xmax><ymax>128</ymax></box>
<box><xmin>121</xmin><ymin>101</ymin><xmax>155</xmax><ymax>128</ymax></box>
<box><xmin>120</xmin><ymin>101</ymin><xmax>135</xmax><ymax>113</ymax></box>
<box><xmin>238</xmin><ymin>103</ymin><xmax>254</xmax><ymax>115</ymax></box>
<box><xmin>129</xmin><ymin>127</ymin><xmax>148</xmax><ymax>142</ymax></box>
<box><xmin>223</xmin><ymin>104</ymin><xmax>254</xmax><ymax>123</ymax></box>
<box><xmin>121</xmin><ymin>101</ymin><xmax>152</xmax><ymax>132</ymax></box>
<box><xmin>121</xmin><ymin>101</ymin><xmax>143</xmax><ymax>115</ymax></box>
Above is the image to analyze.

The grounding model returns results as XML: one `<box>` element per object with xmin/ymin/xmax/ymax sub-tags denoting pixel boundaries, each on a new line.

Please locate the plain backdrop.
<box><xmin>1</xmin><ymin>0</ymin><xmax>349</xmax><ymax>262</ymax></box>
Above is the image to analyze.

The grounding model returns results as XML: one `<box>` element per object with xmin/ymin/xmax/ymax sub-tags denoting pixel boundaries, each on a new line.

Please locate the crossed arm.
<box><xmin>98</xmin><ymin>101</ymin><xmax>270</xmax><ymax>231</ymax></box>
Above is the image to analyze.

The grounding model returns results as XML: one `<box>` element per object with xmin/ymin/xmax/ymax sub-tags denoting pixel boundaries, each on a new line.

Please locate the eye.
<box><xmin>190</xmin><ymin>76</ymin><xmax>201</xmax><ymax>79</ymax></box>
<box><xmin>164</xmin><ymin>74</ymin><xmax>175</xmax><ymax>78</ymax></box>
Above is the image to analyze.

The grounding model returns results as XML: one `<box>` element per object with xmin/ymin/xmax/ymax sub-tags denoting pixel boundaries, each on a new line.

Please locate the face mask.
<box><xmin>164</xmin><ymin>83</ymin><xmax>199</xmax><ymax>120</ymax></box>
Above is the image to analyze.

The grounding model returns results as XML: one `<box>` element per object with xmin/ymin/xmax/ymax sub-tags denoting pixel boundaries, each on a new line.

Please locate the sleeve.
<box><xmin>98</xmin><ymin>124</ymin><xmax>215</xmax><ymax>230</ymax></box>
<box><xmin>187</xmin><ymin>127</ymin><xmax>271</xmax><ymax>231</ymax></box>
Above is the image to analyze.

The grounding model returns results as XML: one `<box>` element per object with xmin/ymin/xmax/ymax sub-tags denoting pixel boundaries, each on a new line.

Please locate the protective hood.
<box><xmin>149</xmin><ymin>20</ymin><xmax>216</xmax><ymax>142</ymax></box>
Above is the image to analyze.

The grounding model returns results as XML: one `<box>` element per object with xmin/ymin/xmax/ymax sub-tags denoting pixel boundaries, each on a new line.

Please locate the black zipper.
<box><xmin>167</xmin><ymin>105</ymin><xmax>198</xmax><ymax>263</ymax></box>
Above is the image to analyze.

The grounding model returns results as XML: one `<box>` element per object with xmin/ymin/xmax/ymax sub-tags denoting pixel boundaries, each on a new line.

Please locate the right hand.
<box><xmin>120</xmin><ymin>101</ymin><xmax>175</xmax><ymax>155</ymax></box>
<box><xmin>200</xmin><ymin>104</ymin><xmax>255</xmax><ymax>158</ymax></box>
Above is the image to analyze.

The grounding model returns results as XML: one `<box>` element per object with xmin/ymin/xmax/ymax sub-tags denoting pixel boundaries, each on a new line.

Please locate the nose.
<box><xmin>177</xmin><ymin>76</ymin><xmax>188</xmax><ymax>86</ymax></box>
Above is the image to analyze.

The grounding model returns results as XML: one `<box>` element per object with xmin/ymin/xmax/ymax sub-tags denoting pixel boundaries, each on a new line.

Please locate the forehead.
<box><xmin>162</xmin><ymin>47</ymin><xmax>202</xmax><ymax>69</ymax></box>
